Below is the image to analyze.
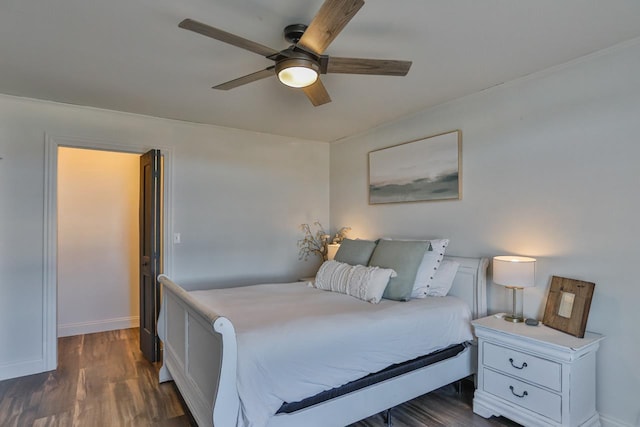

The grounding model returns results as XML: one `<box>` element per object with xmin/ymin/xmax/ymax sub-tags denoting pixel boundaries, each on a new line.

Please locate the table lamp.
<box><xmin>493</xmin><ymin>255</ymin><xmax>536</xmax><ymax>322</ymax></box>
<box><xmin>327</xmin><ymin>244</ymin><xmax>340</xmax><ymax>261</ymax></box>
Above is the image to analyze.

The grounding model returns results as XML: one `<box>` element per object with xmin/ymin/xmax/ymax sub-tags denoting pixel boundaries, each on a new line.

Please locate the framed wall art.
<box><xmin>542</xmin><ymin>276</ymin><xmax>595</xmax><ymax>338</ymax></box>
<box><xmin>368</xmin><ymin>130</ymin><xmax>461</xmax><ymax>204</ymax></box>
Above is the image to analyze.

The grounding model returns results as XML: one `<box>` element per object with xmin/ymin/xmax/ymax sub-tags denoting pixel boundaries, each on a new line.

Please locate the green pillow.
<box><xmin>368</xmin><ymin>239</ymin><xmax>430</xmax><ymax>301</ymax></box>
<box><xmin>334</xmin><ymin>238</ymin><xmax>378</xmax><ymax>266</ymax></box>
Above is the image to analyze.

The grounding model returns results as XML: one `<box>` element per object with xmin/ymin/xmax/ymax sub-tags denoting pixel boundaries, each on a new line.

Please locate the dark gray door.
<box><xmin>139</xmin><ymin>149</ymin><xmax>161</xmax><ymax>362</ymax></box>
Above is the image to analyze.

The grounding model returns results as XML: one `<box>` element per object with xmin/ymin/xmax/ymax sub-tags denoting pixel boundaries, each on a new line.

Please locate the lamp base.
<box><xmin>504</xmin><ymin>286</ymin><xmax>525</xmax><ymax>323</ymax></box>
<box><xmin>503</xmin><ymin>315</ymin><xmax>525</xmax><ymax>323</ymax></box>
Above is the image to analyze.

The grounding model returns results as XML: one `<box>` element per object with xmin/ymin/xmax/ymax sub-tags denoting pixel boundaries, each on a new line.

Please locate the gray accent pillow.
<box><xmin>368</xmin><ymin>239</ymin><xmax>430</xmax><ymax>301</ymax></box>
<box><xmin>334</xmin><ymin>238</ymin><xmax>378</xmax><ymax>266</ymax></box>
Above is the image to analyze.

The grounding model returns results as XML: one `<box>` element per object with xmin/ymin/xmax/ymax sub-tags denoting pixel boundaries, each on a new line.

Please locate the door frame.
<box><xmin>43</xmin><ymin>134</ymin><xmax>174</xmax><ymax>371</ymax></box>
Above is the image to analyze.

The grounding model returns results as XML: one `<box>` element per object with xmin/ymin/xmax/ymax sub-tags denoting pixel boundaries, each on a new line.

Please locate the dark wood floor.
<box><xmin>0</xmin><ymin>328</ymin><xmax>520</xmax><ymax>426</ymax></box>
<box><xmin>349</xmin><ymin>383</ymin><xmax>520</xmax><ymax>427</ymax></box>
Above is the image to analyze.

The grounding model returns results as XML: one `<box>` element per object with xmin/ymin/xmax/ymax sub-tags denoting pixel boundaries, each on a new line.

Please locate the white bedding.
<box><xmin>189</xmin><ymin>281</ymin><xmax>473</xmax><ymax>427</ymax></box>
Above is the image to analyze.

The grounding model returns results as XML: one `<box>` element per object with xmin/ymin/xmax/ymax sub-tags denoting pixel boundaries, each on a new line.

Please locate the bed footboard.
<box><xmin>157</xmin><ymin>275</ymin><xmax>239</xmax><ymax>427</ymax></box>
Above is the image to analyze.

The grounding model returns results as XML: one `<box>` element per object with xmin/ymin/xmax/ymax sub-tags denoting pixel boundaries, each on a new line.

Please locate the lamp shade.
<box><xmin>493</xmin><ymin>256</ymin><xmax>536</xmax><ymax>288</ymax></box>
<box><xmin>327</xmin><ymin>244</ymin><xmax>340</xmax><ymax>261</ymax></box>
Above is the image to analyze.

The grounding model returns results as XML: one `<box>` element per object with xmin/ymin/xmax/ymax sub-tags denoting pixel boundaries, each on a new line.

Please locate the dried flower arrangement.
<box><xmin>298</xmin><ymin>221</ymin><xmax>351</xmax><ymax>261</ymax></box>
<box><xmin>331</xmin><ymin>226</ymin><xmax>351</xmax><ymax>244</ymax></box>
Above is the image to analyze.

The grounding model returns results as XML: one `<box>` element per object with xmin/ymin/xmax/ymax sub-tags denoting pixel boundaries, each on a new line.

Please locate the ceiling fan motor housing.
<box><xmin>283</xmin><ymin>24</ymin><xmax>308</xmax><ymax>44</ymax></box>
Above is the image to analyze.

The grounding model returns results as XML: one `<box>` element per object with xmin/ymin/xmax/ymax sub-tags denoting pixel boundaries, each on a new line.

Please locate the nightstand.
<box><xmin>472</xmin><ymin>316</ymin><xmax>604</xmax><ymax>426</ymax></box>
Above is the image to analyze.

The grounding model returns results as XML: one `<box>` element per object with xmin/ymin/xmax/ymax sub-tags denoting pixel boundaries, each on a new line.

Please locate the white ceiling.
<box><xmin>1</xmin><ymin>0</ymin><xmax>640</xmax><ymax>142</ymax></box>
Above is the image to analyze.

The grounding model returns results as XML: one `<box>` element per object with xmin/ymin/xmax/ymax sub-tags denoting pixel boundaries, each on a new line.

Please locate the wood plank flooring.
<box><xmin>0</xmin><ymin>328</ymin><xmax>520</xmax><ymax>426</ymax></box>
<box><xmin>0</xmin><ymin>329</ymin><xmax>189</xmax><ymax>426</ymax></box>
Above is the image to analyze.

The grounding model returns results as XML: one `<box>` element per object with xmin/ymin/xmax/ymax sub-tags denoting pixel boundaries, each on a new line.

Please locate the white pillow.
<box><xmin>411</xmin><ymin>239</ymin><xmax>450</xmax><ymax>298</ymax></box>
<box><xmin>425</xmin><ymin>260</ymin><xmax>460</xmax><ymax>297</ymax></box>
<box><xmin>412</xmin><ymin>259</ymin><xmax>459</xmax><ymax>298</ymax></box>
<box><xmin>314</xmin><ymin>260</ymin><xmax>397</xmax><ymax>304</ymax></box>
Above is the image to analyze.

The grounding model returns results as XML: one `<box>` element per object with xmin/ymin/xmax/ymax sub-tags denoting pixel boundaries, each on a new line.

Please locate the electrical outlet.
<box><xmin>173</xmin><ymin>233</ymin><xmax>181</xmax><ymax>244</ymax></box>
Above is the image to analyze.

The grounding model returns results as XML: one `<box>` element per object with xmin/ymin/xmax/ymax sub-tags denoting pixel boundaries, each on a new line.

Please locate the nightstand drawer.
<box><xmin>484</xmin><ymin>369</ymin><xmax>562</xmax><ymax>423</ymax></box>
<box><xmin>483</xmin><ymin>342</ymin><xmax>561</xmax><ymax>391</ymax></box>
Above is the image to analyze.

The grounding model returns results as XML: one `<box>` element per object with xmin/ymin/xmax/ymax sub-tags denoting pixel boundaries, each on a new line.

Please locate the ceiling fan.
<box><xmin>179</xmin><ymin>0</ymin><xmax>412</xmax><ymax>106</ymax></box>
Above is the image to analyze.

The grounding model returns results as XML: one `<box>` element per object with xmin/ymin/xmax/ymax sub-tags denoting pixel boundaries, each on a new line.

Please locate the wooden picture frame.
<box><xmin>542</xmin><ymin>276</ymin><xmax>595</xmax><ymax>338</ymax></box>
<box><xmin>368</xmin><ymin>130</ymin><xmax>461</xmax><ymax>204</ymax></box>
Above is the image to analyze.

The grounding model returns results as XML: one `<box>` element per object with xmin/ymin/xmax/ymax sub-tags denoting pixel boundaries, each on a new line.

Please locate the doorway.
<box><xmin>57</xmin><ymin>147</ymin><xmax>141</xmax><ymax>337</ymax></box>
<box><xmin>43</xmin><ymin>135</ymin><xmax>173</xmax><ymax>371</ymax></box>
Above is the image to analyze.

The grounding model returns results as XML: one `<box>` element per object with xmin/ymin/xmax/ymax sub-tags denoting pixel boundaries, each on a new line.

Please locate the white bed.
<box><xmin>157</xmin><ymin>255</ymin><xmax>488</xmax><ymax>427</ymax></box>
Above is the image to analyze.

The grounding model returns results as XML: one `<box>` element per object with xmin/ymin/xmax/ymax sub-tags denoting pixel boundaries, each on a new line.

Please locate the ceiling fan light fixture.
<box><xmin>276</xmin><ymin>58</ymin><xmax>319</xmax><ymax>88</ymax></box>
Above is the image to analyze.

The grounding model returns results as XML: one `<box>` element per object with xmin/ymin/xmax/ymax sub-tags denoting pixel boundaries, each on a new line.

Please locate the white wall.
<box><xmin>330</xmin><ymin>40</ymin><xmax>640</xmax><ymax>426</ymax></box>
<box><xmin>0</xmin><ymin>95</ymin><xmax>329</xmax><ymax>380</ymax></box>
<box><xmin>57</xmin><ymin>147</ymin><xmax>140</xmax><ymax>337</ymax></box>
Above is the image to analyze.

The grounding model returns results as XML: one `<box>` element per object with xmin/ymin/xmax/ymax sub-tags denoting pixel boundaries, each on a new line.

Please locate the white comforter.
<box><xmin>189</xmin><ymin>282</ymin><xmax>473</xmax><ymax>427</ymax></box>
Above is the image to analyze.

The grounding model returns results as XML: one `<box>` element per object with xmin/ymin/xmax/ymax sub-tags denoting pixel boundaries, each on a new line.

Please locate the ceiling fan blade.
<box><xmin>303</xmin><ymin>79</ymin><xmax>332</xmax><ymax>106</ymax></box>
<box><xmin>327</xmin><ymin>57</ymin><xmax>412</xmax><ymax>76</ymax></box>
<box><xmin>298</xmin><ymin>0</ymin><xmax>364</xmax><ymax>55</ymax></box>
<box><xmin>179</xmin><ymin>19</ymin><xmax>279</xmax><ymax>57</ymax></box>
<box><xmin>213</xmin><ymin>67</ymin><xmax>275</xmax><ymax>90</ymax></box>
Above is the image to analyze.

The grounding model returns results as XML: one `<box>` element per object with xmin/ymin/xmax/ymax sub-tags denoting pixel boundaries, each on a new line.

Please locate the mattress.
<box><xmin>189</xmin><ymin>281</ymin><xmax>473</xmax><ymax>427</ymax></box>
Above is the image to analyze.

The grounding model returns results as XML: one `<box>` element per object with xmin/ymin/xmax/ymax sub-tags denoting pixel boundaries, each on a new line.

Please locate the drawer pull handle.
<box><xmin>509</xmin><ymin>358</ymin><xmax>527</xmax><ymax>370</ymax></box>
<box><xmin>509</xmin><ymin>385</ymin><xmax>528</xmax><ymax>398</ymax></box>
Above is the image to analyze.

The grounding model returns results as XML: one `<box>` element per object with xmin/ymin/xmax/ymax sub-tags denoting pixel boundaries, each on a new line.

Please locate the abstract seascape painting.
<box><xmin>369</xmin><ymin>130</ymin><xmax>461</xmax><ymax>204</ymax></box>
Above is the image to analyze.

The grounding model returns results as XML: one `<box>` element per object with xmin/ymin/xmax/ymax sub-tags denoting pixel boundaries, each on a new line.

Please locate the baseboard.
<box><xmin>0</xmin><ymin>357</ymin><xmax>48</xmax><ymax>381</ymax></box>
<box><xmin>600</xmin><ymin>413</ymin><xmax>635</xmax><ymax>427</ymax></box>
<box><xmin>58</xmin><ymin>316</ymin><xmax>139</xmax><ymax>337</ymax></box>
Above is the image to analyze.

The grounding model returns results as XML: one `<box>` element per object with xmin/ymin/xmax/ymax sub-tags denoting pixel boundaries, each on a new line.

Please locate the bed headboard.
<box><xmin>444</xmin><ymin>256</ymin><xmax>488</xmax><ymax>319</ymax></box>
